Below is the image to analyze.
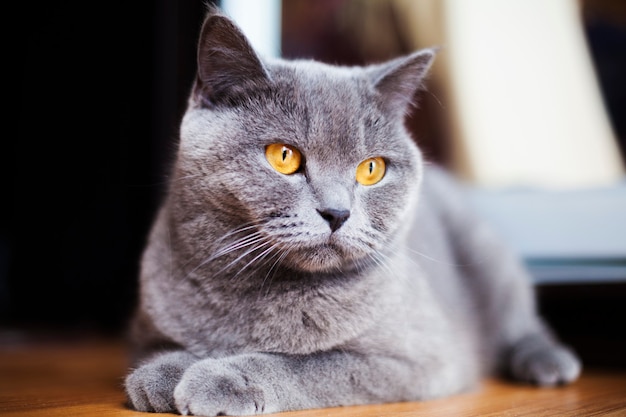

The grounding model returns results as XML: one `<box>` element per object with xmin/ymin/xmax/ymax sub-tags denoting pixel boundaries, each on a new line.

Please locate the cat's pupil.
<box><xmin>369</xmin><ymin>161</ymin><xmax>374</xmax><ymax>174</ymax></box>
<box><xmin>282</xmin><ymin>149</ymin><xmax>288</xmax><ymax>161</ymax></box>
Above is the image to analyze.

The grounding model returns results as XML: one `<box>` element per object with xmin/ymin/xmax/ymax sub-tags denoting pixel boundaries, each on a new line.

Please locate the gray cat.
<box><xmin>125</xmin><ymin>7</ymin><xmax>581</xmax><ymax>416</ymax></box>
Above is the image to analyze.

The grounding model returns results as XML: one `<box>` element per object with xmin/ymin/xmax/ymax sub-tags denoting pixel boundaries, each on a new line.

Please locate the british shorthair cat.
<box><xmin>125</xmin><ymin>7</ymin><xmax>581</xmax><ymax>416</ymax></box>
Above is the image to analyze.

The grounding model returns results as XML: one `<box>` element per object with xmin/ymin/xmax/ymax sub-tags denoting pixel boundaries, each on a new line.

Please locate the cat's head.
<box><xmin>173</xmin><ymin>9</ymin><xmax>435</xmax><ymax>274</ymax></box>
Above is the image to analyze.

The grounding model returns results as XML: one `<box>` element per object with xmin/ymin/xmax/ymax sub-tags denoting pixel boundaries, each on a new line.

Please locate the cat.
<box><xmin>124</xmin><ymin>7</ymin><xmax>581</xmax><ymax>416</ymax></box>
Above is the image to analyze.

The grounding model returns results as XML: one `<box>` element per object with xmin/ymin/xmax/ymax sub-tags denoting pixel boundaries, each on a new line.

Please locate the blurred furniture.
<box><xmin>469</xmin><ymin>180</ymin><xmax>626</xmax><ymax>285</ymax></box>
<box><xmin>395</xmin><ymin>0</ymin><xmax>624</xmax><ymax>188</ymax></box>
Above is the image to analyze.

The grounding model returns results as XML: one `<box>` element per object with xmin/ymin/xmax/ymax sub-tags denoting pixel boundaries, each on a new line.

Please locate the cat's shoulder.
<box><xmin>420</xmin><ymin>163</ymin><xmax>476</xmax><ymax>224</ymax></box>
<box><xmin>422</xmin><ymin>163</ymin><xmax>468</xmax><ymax>199</ymax></box>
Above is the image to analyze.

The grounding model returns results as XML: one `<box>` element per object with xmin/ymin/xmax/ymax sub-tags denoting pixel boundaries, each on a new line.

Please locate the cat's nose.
<box><xmin>317</xmin><ymin>208</ymin><xmax>350</xmax><ymax>232</ymax></box>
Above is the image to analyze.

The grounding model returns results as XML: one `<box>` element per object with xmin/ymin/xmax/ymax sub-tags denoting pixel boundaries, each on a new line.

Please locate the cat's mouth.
<box><xmin>281</xmin><ymin>235</ymin><xmax>368</xmax><ymax>273</ymax></box>
<box><xmin>287</xmin><ymin>243</ymin><xmax>345</xmax><ymax>272</ymax></box>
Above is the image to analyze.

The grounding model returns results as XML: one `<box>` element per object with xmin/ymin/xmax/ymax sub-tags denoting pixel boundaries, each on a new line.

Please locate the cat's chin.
<box><xmin>285</xmin><ymin>243</ymin><xmax>363</xmax><ymax>274</ymax></box>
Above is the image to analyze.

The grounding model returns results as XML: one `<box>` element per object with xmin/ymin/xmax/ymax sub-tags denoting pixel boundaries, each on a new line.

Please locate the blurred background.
<box><xmin>7</xmin><ymin>0</ymin><xmax>626</xmax><ymax>368</ymax></box>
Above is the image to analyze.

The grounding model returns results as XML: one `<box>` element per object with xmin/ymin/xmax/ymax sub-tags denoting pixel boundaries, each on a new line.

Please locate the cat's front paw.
<box><xmin>125</xmin><ymin>364</ymin><xmax>179</xmax><ymax>412</ymax></box>
<box><xmin>174</xmin><ymin>358</ymin><xmax>273</xmax><ymax>416</ymax></box>
<box><xmin>125</xmin><ymin>351</ymin><xmax>196</xmax><ymax>413</ymax></box>
<box><xmin>510</xmin><ymin>341</ymin><xmax>582</xmax><ymax>387</ymax></box>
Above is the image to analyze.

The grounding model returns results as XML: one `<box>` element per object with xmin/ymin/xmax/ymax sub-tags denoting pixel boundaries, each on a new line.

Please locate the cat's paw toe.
<box><xmin>511</xmin><ymin>343</ymin><xmax>582</xmax><ymax>387</ymax></box>
<box><xmin>125</xmin><ymin>365</ymin><xmax>178</xmax><ymax>412</ymax></box>
<box><xmin>125</xmin><ymin>352</ymin><xmax>195</xmax><ymax>412</ymax></box>
<box><xmin>174</xmin><ymin>359</ymin><xmax>267</xmax><ymax>416</ymax></box>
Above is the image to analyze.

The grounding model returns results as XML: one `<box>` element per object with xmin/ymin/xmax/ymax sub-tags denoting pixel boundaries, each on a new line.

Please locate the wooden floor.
<box><xmin>1</xmin><ymin>334</ymin><xmax>625</xmax><ymax>417</ymax></box>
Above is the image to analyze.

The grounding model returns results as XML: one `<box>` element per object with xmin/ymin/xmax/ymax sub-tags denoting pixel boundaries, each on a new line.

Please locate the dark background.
<box><xmin>8</xmin><ymin>1</ymin><xmax>211</xmax><ymax>334</ymax></box>
<box><xmin>6</xmin><ymin>1</ymin><xmax>626</xmax><ymax>367</ymax></box>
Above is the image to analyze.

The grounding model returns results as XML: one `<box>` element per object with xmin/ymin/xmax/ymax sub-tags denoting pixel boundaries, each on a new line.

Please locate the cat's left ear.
<box><xmin>368</xmin><ymin>48</ymin><xmax>437</xmax><ymax>116</ymax></box>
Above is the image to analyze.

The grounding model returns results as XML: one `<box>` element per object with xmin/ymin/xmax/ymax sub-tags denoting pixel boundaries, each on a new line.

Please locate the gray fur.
<box><xmin>125</xmin><ymin>8</ymin><xmax>581</xmax><ymax>416</ymax></box>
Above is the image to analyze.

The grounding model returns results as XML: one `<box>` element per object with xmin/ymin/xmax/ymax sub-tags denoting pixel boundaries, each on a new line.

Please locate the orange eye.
<box><xmin>265</xmin><ymin>144</ymin><xmax>302</xmax><ymax>175</ymax></box>
<box><xmin>356</xmin><ymin>157</ymin><xmax>386</xmax><ymax>185</ymax></box>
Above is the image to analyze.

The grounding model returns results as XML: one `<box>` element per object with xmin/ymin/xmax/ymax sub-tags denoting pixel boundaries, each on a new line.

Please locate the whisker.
<box><xmin>426</xmin><ymin>87</ymin><xmax>445</xmax><ymax>109</ymax></box>
<box><xmin>369</xmin><ymin>251</ymin><xmax>396</xmax><ymax>278</ymax></box>
<box><xmin>259</xmin><ymin>245</ymin><xmax>294</xmax><ymax>297</ymax></box>
<box><xmin>216</xmin><ymin>238</ymin><xmax>274</xmax><ymax>277</ymax></box>
<box><xmin>178</xmin><ymin>222</ymin><xmax>260</xmax><ymax>271</ymax></box>
<box><xmin>182</xmin><ymin>227</ymin><xmax>266</xmax><ymax>280</ymax></box>
<box><xmin>211</xmin><ymin>232</ymin><xmax>265</xmax><ymax>259</ymax></box>
<box><xmin>232</xmin><ymin>241</ymin><xmax>278</xmax><ymax>278</ymax></box>
<box><xmin>403</xmin><ymin>245</ymin><xmax>482</xmax><ymax>268</ymax></box>
<box><xmin>213</xmin><ymin>223</ymin><xmax>259</xmax><ymax>246</ymax></box>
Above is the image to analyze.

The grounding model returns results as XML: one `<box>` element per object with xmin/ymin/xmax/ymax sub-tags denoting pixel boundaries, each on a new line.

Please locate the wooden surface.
<box><xmin>1</xmin><ymin>334</ymin><xmax>625</xmax><ymax>417</ymax></box>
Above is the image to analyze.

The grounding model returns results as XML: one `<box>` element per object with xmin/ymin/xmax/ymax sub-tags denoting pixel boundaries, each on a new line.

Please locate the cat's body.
<box><xmin>125</xmin><ymin>8</ymin><xmax>581</xmax><ymax>416</ymax></box>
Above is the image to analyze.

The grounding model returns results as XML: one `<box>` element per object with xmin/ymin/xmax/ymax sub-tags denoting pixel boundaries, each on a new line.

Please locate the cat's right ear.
<box><xmin>193</xmin><ymin>8</ymin><xmax>271</xmax><ymax>107</ymax></box>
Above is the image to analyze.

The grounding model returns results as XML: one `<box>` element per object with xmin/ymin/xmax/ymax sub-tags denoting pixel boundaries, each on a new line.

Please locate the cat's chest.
<box><xmin>186</xmin><ymin>275</ymin><xmax>390</xmax><ymax>356</ymax></box>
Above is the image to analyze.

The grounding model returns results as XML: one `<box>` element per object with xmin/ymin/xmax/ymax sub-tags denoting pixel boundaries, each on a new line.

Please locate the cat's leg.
<box><xmin>443</xmin><ymin>203</ymin><xmax>581</xmax><ymax>385</ymax></box>
<box><xmin>125</xmin><ymin>350</ymin><xmax>198</xmax><ymax>412</ymax></box>
<box><xmin>417</xmin><ymin>170</ymin><xmax>580</xmax><ymax>385</ymax></box>
<box><xmin>423</xmin><ymin>167</ymin><xmax>581</xmax><ymax>386</ymax></box>
<box><xmin>173</xmin><ymin>350</ymin><xmax>466</xmax><ymax>416</ymax></box>
<box><xmin>459</xmin><ymin>224</ymin><xmax>581</xmax><ymax>386</ymax></box>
